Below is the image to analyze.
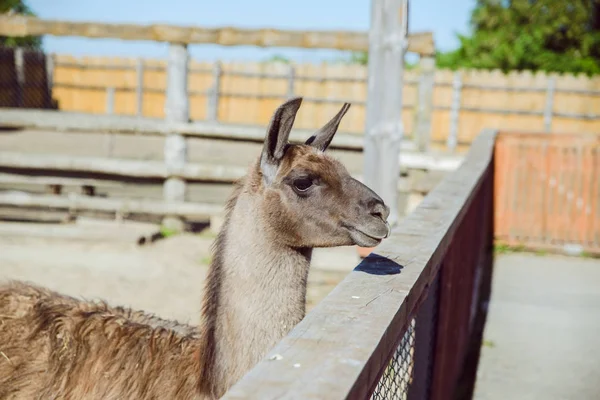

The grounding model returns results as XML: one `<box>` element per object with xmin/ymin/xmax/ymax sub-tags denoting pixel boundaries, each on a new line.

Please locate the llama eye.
<box><xmin>292</xmin><ymin>178</ymin><xmax>313</xmax><ymax>192</ymax></box>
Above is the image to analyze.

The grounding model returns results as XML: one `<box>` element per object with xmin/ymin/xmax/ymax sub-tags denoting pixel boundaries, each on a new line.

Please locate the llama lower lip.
<box><xmin>346</xmin><ymin>226</ymin><xmax>387</xmax><ymax>241</ymax></box>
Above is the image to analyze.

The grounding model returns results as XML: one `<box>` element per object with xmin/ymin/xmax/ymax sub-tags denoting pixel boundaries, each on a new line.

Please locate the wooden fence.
<box><xmin>2</xmin><ymin>50</ymin><xmax>600</xmax><ymax>152</ymax></box>
<box><xmin>0</xmin><ymin>11</ymin><xmax>429</xmax><ymax>230</ymax></box>
<box><xmin>0</xmin><ymin>108</ymin><xmax>460</xmax><ymax>226</ymax></box>
<box><xmin>495</xmin><ymin>132</ymin><xmax>600</xmax><ymax>255</ymax></box>
<box><xmin>0</xmin><ymin>10</ymin><xmax>430</xmax><ymax>231</ymax></box>
<box><xmin>222</xmin><ymin>129</ymin><xmax>497</xmax><ymax>399</ymax></box>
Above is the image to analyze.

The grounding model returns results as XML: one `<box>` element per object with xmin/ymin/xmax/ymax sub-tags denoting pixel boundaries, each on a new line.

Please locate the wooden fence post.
<box><xmin>414</xmin><ymin>56</ymin><xmax>435</xmax><ymax>152</ymax></box>
<box><xmin>136</xmin><ymin>58</ymin><xmax>144</xmax><ymax>117</ymax></box>
<box><xmin>287</xmin><ymin>64</ymin><xmax>296</xmax><ymax>98</ymax></box>
<box><xmin>105</xmin><ymin>87</ymin><xmax>115</xmax><ymax>115</ymax></box>
<box><xmin>14</xmin><ymin>47</ymin><xmax>25</xmax><ymax>108</ymax></box>
<box><xmin>163</xmin><ymin>42</ymin><xmax>189</xmax><ymax>231</ymax></box>
<box><xmin>544</xmin><ymin>76</ymin><xmax>556</xmax><ymax>132</ymax></box>
<box><xmin>207</xmin><ymin>61</ymin><xmax>221</xmax><ymax>122</ymax></box>
<box><xmin>363</xmin><ymin>0</ymin><xmax>409</xmax><ymax>228</ymax></box>
<box><xmin>447</xmin><ymin>70</ymin><xmax>462</xmax><ymax>152</ymax></box>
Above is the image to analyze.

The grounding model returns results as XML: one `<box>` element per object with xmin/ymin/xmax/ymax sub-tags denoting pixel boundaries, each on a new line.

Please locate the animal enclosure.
<box><xmin>1</xmin><ymin>9</ymin><xmax>599</xmax><ymax>399</ymax></box>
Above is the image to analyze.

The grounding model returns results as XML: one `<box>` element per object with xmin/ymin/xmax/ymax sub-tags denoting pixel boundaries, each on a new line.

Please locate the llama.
<box><xmin>0</xmin><ymin>97</ymin><xmax>391</xmax><ymax>399</ymax></box>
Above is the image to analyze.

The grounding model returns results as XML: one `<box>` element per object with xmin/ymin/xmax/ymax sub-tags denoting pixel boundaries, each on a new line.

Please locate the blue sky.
<box><xmin>28</xmin><ymin>0</ymin><xmax>475</xmax><ymax>63</ymax></box>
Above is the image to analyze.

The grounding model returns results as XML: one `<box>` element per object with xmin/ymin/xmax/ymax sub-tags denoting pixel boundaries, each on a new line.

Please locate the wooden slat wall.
<box><xmin>494</xmin><ymin>132</ymin><xmax>600</xmax><ymax>254</ymax></box>
<box><xmin>50</xmin><ymin>56</ymin><xmax>600</xmax><ymax>139</ymax></box>
<box><xmin>3</xmin><ymin>51</ymin><xmax>600</xmax><ymax>147</ymax></box>
<box><xmin>49</xmin><ymin>56</ymin><xmax>420</xmax><ymax>136</ymax></box>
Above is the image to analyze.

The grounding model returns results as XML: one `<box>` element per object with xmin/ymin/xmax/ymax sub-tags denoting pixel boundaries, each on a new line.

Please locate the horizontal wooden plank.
<box><xmin>0</xmin><ymin>109</ymin><xmax>373</xmax><ymax>151</ymax></box>
<box><xmin>0</xmin><ymin>153</ymin><xmax>374</xmax><ymax>187</ymax></box>
<box><xmin>0</xmin><ymin>152</ymin><xmax>248</xmax><ymax>182</ymax></box>
<box><xmin>53</xmin><ymin>83</ymin><xmax>378</xmax><ymax>106</ymax></box>
<box><xmin>0</xmin><ymin>110</ymin><xmax>467</xmax><ymax>172</ymax></box>
<box><xmin>0</xmin><ymin>217</ymin><xmax>160</xmax><ymax>243</ymax></box>
<box><xmin>0</xmin><ymin>205</ymin><xmax>72</xmax><ymax>223</ymax></box>
<box><xmin>0</xmin><ymin>15</ymin><xmax>435</xmax><ymax>55</ymax></box>
<box><xmin>222</xmin><ymin>129</ymin><xmax>497</xmax><ymax>400</ymax></box>
<box><xmin>0</xmin><ymin>151</ymin><xmax>461</xmax><ymax>193</ymax></box>
<box><xmin>0</xmin><ymin>190</ymin><xmax>223</xmax><ymax>218</ymax></box>
<box><xmin>0</xmin><ymin>109</ymin><xmax>420</xmax><ymax>153</ymax></box>
<box><xmin>0</xmin><ymin>172</ymin><xmax>126</xmax><ymax>188</ymax></box>
<box><xmin>42</xmin><ymin>58</ymin><xmax>600</xmax><ymax>96</ymax></box>
<box><xmin>53</xmin><ymin>62</ymin><xmax>422</xmax><ymax>85</ymax></box>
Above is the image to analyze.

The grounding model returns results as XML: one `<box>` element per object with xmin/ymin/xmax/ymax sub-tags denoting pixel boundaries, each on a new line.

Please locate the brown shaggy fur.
<box><xmin>0</xmin><ymin>98</ymin><xmax>390</xmax><ymax>399</ymax></box>
<box><xmin>0</xmin><ymin>180</ymin><xmax>246</xmax><ymax>399</ymax></box>
<box><xmin>0</xmin><ymin>282</ymin><xmax>202</xmax><ymax>399</ymax></box>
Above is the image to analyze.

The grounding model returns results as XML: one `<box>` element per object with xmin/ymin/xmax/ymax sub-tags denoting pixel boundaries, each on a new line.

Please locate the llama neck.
<box><xmin>199</xmin><ymin>188</ymin><xmax>312</xmax><ymax>397</ymax></box>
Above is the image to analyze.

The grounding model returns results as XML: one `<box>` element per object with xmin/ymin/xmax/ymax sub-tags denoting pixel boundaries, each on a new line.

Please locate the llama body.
<box><xmin>0</xmin><ymin>98</ymin><xmax>390</xmax><ymax>399</ymax></box>
<box><xmin>0</xmin><ymin>281</ymin><xmax>202</xmax><ymax>399</ymax></box>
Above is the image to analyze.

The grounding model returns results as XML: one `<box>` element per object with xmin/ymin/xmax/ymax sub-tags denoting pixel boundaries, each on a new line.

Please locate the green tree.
<box><xmin>437</xmin><ymin>0</ymin><xmax>600</xmax><ymax>75</ymax></box>
<box><xmin>0</xmin><ymin>0</ymin><xmax>42</xmax><ymax>48</ymax></box>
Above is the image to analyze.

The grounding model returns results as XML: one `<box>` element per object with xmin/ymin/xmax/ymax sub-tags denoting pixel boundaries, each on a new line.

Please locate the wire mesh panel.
<box><xmin>0</xmin><ymin>46</ymin><xmax>54</xmax><ymax>109</ymax></box>
<box><xmin>370</xmin><ymin>271</ymin><xmax>441</xmax><ymax>400</ymax></box>
<box><xmin>406</xmin><ymin>273</ymin><xmax>440</xmax><ymax>400</ymax></box>
<box><xmin>371</xmin><ymin>319</ymin><xmax>416</xmax><ymax>400</ymax></box>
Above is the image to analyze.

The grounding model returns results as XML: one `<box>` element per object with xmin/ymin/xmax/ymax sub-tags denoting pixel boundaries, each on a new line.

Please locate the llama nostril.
<box><xmin>371</xmin><ymin>211</ymin><xmax>383</xmax><ymax>219</ymax></box>
<box><xmin>370</xmin><ymin>201</ymin><xmax>389</xmax><ymax>221</ymax></box>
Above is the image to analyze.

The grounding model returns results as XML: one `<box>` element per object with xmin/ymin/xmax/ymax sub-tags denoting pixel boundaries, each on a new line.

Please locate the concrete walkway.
<box><xmin>474</xmin><ymin>253</ymin><xmax>600</xmax><ymax>400</ymax></box>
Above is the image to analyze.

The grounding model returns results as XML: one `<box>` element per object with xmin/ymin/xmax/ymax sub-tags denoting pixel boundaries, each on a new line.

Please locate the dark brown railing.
<box><xmin>222</xmin><ymin>129</ymin><xmax>497</xmax><ymax>400</ymax></box>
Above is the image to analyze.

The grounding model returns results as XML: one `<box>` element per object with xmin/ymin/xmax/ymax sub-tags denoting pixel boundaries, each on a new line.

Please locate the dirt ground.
<box><xmin>0</xmin><ymin>219</ymin><xmax>354</xmax><ymax>324</ymax></box>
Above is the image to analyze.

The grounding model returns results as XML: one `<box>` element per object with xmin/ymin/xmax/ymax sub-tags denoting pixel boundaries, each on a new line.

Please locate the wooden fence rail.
<box><xmin>0</xmin><ymin>191</ymin><xmax>222</xmax><ymax>220</ymax></box>
<box><xmin>0</xmin><ymin>14</ymin><xmax>435</xmax><ymax>55</ymax></box>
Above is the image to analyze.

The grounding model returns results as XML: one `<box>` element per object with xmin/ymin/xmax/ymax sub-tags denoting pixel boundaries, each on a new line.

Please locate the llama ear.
<box><xmin>260</xmin><ymin>97</ymin><xmax>303</xmax><ymax>183</ymax></box>
<box><xmin>305</xmin><ymin>103</ymin><xmax>351</xmax><ymax>151</ymax></box>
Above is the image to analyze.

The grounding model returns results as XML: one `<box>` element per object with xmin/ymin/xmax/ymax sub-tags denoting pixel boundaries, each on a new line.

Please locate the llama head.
<box><xmin>256</xmin><ymin>97</ymin><xmax>390</xmax><ymax>248</ymax></box>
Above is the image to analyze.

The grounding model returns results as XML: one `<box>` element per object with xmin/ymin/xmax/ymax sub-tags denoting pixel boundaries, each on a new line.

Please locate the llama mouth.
<box><xmin>345</xmin><ymin>224</ymin><xmax>389</xmax><ymax>244</ymax></box>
